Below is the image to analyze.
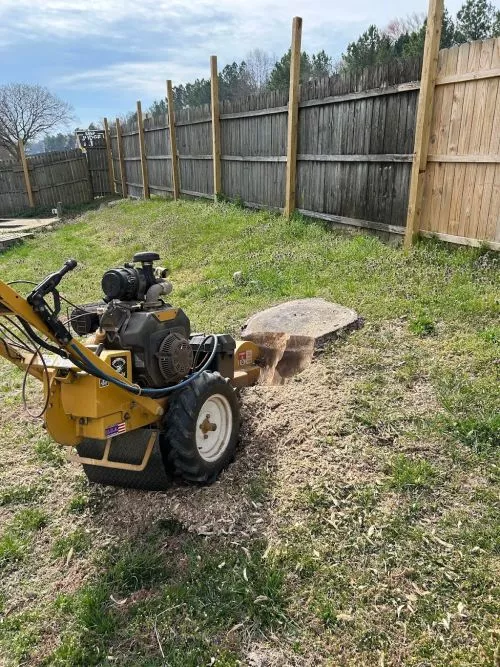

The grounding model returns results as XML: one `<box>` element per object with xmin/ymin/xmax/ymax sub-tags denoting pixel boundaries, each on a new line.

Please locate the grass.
<box><xmin>47</xmin><ymin>526</ymin><xmax>286</xmax><ymax>666</ymax></box>
<box><xmin>0</xmin><ymin>508</ymin><xmax>48</xmax><ymax>570</ymax></box>
<box><xmin>408</xmin><ymin>313</ymin><xmax>436</xmax><ymax>337</ymax></box>
<box><xmin>387</xmin><ymin>454</ymin><xmax>437</xmax><ymax>490</ymax></box>
<box><xmin>0</xmin><ymin>198</ymin><xmax>498</xmax><ymax>666</ymax></box>
<box><xmin>0</xmin><ymin>484</ymin><xmax>43</xmax><ymax>506</ymax></box>
<box><xmin>51</xmin><ymin>528</ymin><xmax>91</xmax><ymax>559</ymax></box>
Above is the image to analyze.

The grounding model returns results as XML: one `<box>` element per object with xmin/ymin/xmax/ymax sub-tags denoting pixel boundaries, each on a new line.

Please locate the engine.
<box><xmin>71</xmin><ymin>252</ymin><xmax>194</xmax><ymax>387</ymax></box>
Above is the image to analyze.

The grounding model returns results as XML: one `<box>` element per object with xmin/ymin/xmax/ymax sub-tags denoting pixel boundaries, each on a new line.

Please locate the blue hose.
<box><xmin>68</xmin><ymin>334</ymin><xmax>218</xmax><ymax>397</ymax></box>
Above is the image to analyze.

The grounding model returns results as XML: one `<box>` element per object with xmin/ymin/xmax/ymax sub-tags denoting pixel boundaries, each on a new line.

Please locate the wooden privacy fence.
<box><xmin>0</xmin><ymin>13</ymin><xmax>497</xmax><ymax>248</ymax></box>
<box><xmin>0</xmin><ymin>148</ymin><xmax>93</xmax><ymax>217</ymax></box>
<box><xmin>109</xmin><ymin>57</ymin><xmax>422</xmax><ymax>237</ymax></box>
<box><xmin>419</xmin><ymin>37</ymin><xmax>500</xmax><ymax>246</ymax></box>
<box><xmin>104</xmin><ymin>12</ymin><xmax>498</xmax><ymax>250</ymax></box>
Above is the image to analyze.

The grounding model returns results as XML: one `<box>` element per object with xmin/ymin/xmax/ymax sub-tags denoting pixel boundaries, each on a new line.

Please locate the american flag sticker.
<box><xmin>105</xmin><ymin>422</ymin><xmax>127</xmax><ymax>438</ymax></box>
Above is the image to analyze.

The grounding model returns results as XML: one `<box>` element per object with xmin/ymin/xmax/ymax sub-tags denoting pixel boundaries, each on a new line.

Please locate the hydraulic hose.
<box><xmin>17</xmin><ymin>317</ymin><xmax>68</xmax><ymax>358</ymax></box>
<box><xmin>68</xmin><ymin>334</ymin><xmax>219</xmax><ymax>397</ymax></box>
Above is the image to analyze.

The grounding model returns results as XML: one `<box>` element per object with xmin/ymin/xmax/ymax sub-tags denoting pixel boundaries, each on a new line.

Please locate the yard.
<box><xmin>0</xmin><ymin>199</ymin><xmax>498</xmax><ymax>666</ymax></box>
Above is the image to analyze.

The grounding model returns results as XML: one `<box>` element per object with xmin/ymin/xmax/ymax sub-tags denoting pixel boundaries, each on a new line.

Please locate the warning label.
<box><xmin>238</xmin><ymin>349</ymin><xmax>253</xmax><ymax>366</ymax></box>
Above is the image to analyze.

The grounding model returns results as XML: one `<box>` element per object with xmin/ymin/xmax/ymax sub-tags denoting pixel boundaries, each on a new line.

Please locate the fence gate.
<box><xmin>77</xmin><ymin>130</ymin><xmax>113</xmax><ymax>197</ymax></box>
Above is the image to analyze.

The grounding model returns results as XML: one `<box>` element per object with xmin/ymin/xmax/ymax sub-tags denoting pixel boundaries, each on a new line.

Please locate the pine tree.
<box><xmin>455</xmin><ymin>0</ymin><xmax>499</xmax><ymax>41</ymax></box>
<box><xmin>342</xmin><ymin>25</ymin><xmax>393</xmax><ymax>72</ymax></box>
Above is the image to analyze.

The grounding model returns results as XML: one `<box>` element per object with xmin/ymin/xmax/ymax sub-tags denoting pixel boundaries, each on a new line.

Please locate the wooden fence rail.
<box><xmin>0</xmin><ymin>148</ymin><xmax>94</xmax><ymax>217</ymax></box>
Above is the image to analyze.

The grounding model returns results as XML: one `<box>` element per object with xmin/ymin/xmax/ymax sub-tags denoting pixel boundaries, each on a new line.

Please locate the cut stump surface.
<box><xmin>241</xmin><ymin>299</ymin><xmax>361</xmax><ymax>383</ymax></box>
<box><xmin>241</xmin><ymin>298</ymin><xmax>360</xmax><ymax>341</ymax></box>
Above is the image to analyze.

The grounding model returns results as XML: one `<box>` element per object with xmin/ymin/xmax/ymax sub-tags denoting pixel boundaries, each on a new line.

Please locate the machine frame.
<box><xmin>0</xmin><ymin>273</ymin><xmax>260</xmax><ymax>475</ymax></box>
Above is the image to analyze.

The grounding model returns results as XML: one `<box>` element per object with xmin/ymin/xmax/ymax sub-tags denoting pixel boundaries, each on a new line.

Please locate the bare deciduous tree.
<box><xmin>383</xmin><ymin>12</ymin><xmax>426</xmax><ymax>40</ymax></box>
<box><xmin>0</xmin><ymin>83</ymin><xmax>75</xmax><ymax>158</ymax></box>
<box><xmin>246</xmin><ymin>49</ymin><xmax>275</xmax><ymax>90</ymax></box>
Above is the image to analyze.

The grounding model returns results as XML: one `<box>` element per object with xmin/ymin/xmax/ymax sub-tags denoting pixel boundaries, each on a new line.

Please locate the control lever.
<box><xmin>29</xmin><ymin>259</ymin><xmax>77</xmax><ymax>301</ymax></box>
<box><xmin>27</xmin><ymin>259</ymin><xmax>78</xmax><ymax>344</ymax></box>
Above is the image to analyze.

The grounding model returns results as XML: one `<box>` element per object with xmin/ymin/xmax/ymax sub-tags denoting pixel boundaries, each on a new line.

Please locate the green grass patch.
<box><xmin>387</xmin><ymin>454</ymin><xmax>437</xmax><ymax>490</ymax></box>
<box><xmin>0</xmin><ymin>508</ymin><xmax>48</xmax><ymax>570</ymax></box>
<box><xmin>0</xmin><ymin>532</ymin><xmax>27</xmax><ymax>568</ymax></box>
<box><xmin>409</xmin><ymin>313</ymin><xmax>436</xmax><ymax>337</ymax></box>
<box><xmin>12</xmin><ymin>508</ymin><xmax>48</xmax><ymax>532</ymax></box>
<box><xmin>67</xmin><ymin>493</ymin><xmax>89</xmax><ymax>514</ymax></box>
<box><xmin>51</xmin><ymin>528</ymin><xmax>91</xmax><ymax>559</ymax></box>
<box><xmin>12</xmin><ymin>195</ymin><xmax>120</xmax><ymax>220</ymax></box>
<box><xmin>1</xmin><ymin>199</ymin><xmax>498</xmax><ymax>332</ymax></box>
<box><xmin>34</xmin><ymin>437</ymin><xmax>66</xmax><ymax>466</ymax></box>
<box><xmin>44</xmin><ymin>522</ymin><xmax>287</xmax><ymax>666</ymax></box>
<box><xmin>436</xmin><ymin>370</ymin><xmax>499</xmax><ymax>453</ymax></box>
<box><xmin>0</xmin><ymin>483</ymin><xmax>44</xmax><ymax>506</ymax></box>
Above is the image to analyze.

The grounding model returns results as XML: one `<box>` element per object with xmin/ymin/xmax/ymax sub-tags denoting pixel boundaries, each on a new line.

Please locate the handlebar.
<box><xmin>29</xmin><ymin>259</ymin><xmax>77</xmax><ymax>300</ymax></box>
<box><xmin>26</xmin><ymin>259</ymin><xmax>78</xmax><ymax>345</ymax></box>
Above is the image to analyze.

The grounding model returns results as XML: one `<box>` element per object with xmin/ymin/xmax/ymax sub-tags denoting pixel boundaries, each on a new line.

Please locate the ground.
<box><xmin>0</xmin><ymin>199</ymin><xmax>498</xmax><ymax>666</ymax></box>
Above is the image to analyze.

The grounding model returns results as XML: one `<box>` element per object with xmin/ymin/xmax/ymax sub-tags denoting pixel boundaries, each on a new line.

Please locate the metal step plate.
<box><xmin>76</xmin><ymin>428</ymin><xmax>171</xmax><ymax>490</ymax></box>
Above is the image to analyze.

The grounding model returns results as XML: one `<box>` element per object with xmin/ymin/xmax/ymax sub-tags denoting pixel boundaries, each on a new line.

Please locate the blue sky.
<box><xmin>0</xmin><ymin>0</ymin><xmax>463</xmax><ymax>130</ymax></box>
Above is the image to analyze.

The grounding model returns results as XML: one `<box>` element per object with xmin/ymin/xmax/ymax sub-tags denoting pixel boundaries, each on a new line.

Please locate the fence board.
<box><xmin>0</xmin><ymin>158</ymin><xmax>29</xmax><ymax>216</ymax></box>
<box><xmin>121</xmin><ymin>117</ymin><xmax>142</xmax><ymax>198</ymax></box>
<box><xmin>144</xmin><ymin>114</ymin><xmax>173</xmax><ymax>197</ymax></box>
<box><xmin>0</xmin><ymin>149</ymin><xmax>92</xmax><ymax>216</ymax></box>
<box><xmin>86</xmin><ymin>147</ymin><xmax>111</xmax><ymax>196</ymax></box>
<box><xmin>421</xmin><ymin>37</ymin><xmax>500</xmax><ymax>244</ymax></box>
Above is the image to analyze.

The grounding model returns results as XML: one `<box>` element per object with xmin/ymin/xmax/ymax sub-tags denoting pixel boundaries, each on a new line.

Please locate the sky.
<box><xmin>0</xmin><ymin>0</ymin><xmax>463</xmax><ymax>130</ymax></box>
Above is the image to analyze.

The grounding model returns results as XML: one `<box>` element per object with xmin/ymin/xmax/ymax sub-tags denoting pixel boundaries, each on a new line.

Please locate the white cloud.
<box><xmin>54</xmin><ymin>61</ymin><xmax>205</xmax><ymax>96</ymax></box>
<box><xmin>1</xmin><ymin>0</ymin><xmax>465</xmax><ymax>104</ymax></box>
<box><xmin>0</xmin><ymin>0</ymin><xmax>439</xmax><ymax>51</ymax></box>
<box><xmin>0</xmin><ymin>0</ymin><xmax>466</xmax><ymax>46</ymax></box>
<box><xmin>2</xmin><ymin>0</ymin><xmax>363</xmax><ymax>38</ymax></box>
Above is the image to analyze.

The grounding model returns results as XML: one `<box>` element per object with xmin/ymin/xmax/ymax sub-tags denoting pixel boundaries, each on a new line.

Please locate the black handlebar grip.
<box><xmin>61</xmin><ymin>259</ymin><xmax>77</xmax><ymax>274</ymax></box>
<box><xmin>28</xmin><ymin>258</ymin><xmax>78</xmax><ymax>308</ymax></box>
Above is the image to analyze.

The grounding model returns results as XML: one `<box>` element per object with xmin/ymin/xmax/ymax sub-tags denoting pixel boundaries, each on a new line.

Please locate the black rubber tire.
<box><xmin>162</xmin><ymin>371</ymin><xmax>240</xmax><ymax>483</ymax></box>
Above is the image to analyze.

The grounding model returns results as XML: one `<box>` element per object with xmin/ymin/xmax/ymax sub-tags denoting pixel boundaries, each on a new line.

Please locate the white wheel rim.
<box><xmin>196</xmin><ymin>393</ymin><xmax>233</xmax><ymax>462</ymax></box>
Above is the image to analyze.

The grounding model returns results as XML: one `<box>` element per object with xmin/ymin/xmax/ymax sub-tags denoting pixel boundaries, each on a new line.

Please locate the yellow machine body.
<box><xmin>45</xmin><ymin>349</ymin><xmax>168</xmax><ymax>445</ymax></box>
<box><xmin>0</xmin><ymin>279</ymin><xmax>262</xmax><ymax>472</ymax></box>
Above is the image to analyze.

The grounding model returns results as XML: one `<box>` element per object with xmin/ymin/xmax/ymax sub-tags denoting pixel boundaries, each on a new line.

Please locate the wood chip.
<box><xmin>65</xmin><ymin>546</ymin><xmax>74</xmax><ymax>567</ymax></box>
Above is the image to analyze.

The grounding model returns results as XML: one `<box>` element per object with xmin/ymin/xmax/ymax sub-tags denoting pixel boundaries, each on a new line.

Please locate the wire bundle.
<box><xmin>2</xmin><ymin>280</ymin><xmax>220</xmax><ymax>413</ymax></box>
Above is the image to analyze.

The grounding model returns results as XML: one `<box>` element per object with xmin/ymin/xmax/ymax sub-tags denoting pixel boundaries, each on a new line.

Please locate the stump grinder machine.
<box><xmin>0</xmin><ymin>253</ymin><xmax>263</xmax><ymax>490</ymax></box>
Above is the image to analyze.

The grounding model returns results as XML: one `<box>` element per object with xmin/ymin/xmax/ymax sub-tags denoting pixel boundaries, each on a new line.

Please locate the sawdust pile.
<box><xmin>102</xmin><ymin>321</ymin><xmax>439</xmax><ymax>545</ymax></box>
<box><xmin>102</xmin><ymin>355</ymin><xmax>370</xmax><ymax>542</ymax></box>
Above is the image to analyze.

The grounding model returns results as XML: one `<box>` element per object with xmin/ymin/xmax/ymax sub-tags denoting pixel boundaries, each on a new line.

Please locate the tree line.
<box><xmin>147</xmin><ymin>0</ymin><xmax>499</xmax><ymax>115</ymax></box>
<box><xmin>0</xmin><ymin>0</ymin><xmax>498</xmax><ymax>158</ymax></box>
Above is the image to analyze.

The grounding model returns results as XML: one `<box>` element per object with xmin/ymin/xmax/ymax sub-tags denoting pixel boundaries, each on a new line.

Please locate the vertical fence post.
<box><xmin>210</xmin><ymin>55</ymin><xmax>222</xmax><ymax>201</ymax></box>
<box><xmin>103</xmin><ymin>117</ymin><xmax>115</xmax><ymax>195</ymax></box>
<box><xmin>115</xmin><ymin>118</ymin><xmax>128</xmax><ymax>198</ymax></box>
<box><xmin>284</xmin><ymin>17</ymin><xmax>302</xmax><ymax>218</ymax></box>
<box><xmin>18</xmin><ymin>139</ymin><xmax>34</xmax><ymax>208</ymax></box>
<box><xmin>136</xmin><ymin>101</ymin><xmax>150</xmax><ymax>199</ymax></box>
<box><xmin>166</xmin><ymin>80</ymin><xmax>180</xmax><ymax>200</ymax></box>
<box><xmin>404</xmin><ymin>0</ymin><xmax>443</xmax><ymax>248</ymax></box>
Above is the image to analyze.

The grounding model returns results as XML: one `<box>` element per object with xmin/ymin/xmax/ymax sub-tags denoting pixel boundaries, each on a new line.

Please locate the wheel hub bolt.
<box><xmin>200</xmin><ymin>414</ymin><xmax>217</xmax><ymax>439</ymax></box>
